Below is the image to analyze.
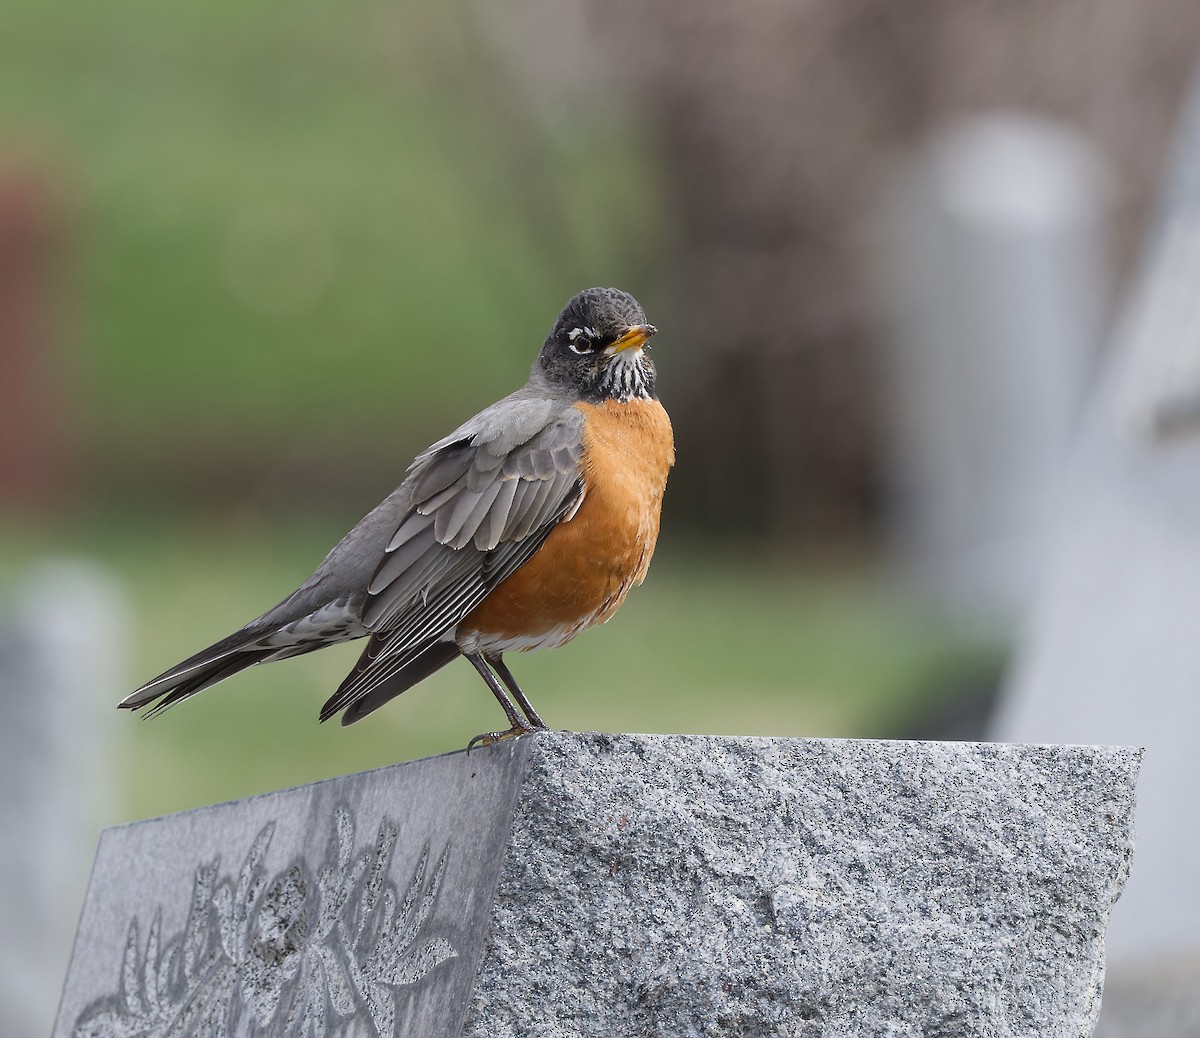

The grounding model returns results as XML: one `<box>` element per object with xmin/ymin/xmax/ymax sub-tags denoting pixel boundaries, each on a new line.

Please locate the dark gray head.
<box><xmin>536</xmin><ymin>287</ymin><xmax>658</xmax><ymax>403</ymax></box>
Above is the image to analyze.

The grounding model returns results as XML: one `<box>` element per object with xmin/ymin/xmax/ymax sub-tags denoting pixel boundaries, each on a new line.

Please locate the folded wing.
<box><xmin>320</xmin><ymin>398</ymin><xmax>585</xmax><ymax>722</ymax></box>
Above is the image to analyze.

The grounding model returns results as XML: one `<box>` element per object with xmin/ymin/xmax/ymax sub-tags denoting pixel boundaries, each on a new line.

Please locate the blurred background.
<box><xmin>4</xmin><ymin>0</ymin><xmax>1200</xmax><ymax>1033</ymax></box>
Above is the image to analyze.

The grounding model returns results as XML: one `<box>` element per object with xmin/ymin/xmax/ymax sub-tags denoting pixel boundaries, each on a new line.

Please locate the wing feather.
<box><xmin>511</xmin><ymin>452</ymin><xmax>538</xmax><ymax>479</ymax></box>
<box><xmin>496</xmin><ymin>476</ymin><xmax>538</xmax><ymax>540</ymax></box>
<box><xmin>409</xmin><ymin>446</ymin><xmax>472</xmax><ymax>500</ymax></box>
<box><xmin>368</xmin><ymin>523</ymin><xmax>438</xmax><ymax>594</ymax></box>
<box><xmin>362</xmin><ymin>545</ymin><xmax>475</xmax><ymax>630</ymax></box>
<box><xmin>437</xmin><ymin>478</ymin><xmax>503</xmax><ymax>547</ymax></box>
<box><xmin>416</xmin><ymin>474</ymin><xmax>469</xmax><ymax>515</ymax></box>
<box><xmin>505</xmin><ymin>470</ymin><xmax>567</xmax><ymax>541</ymax></box>
<box><xmin>324</xmin><ymin>397</ymin><xmax>586</xmax><ymax>719</ymax></box>
<box><xmin>366</xmin><ymin>407</ymin><xmax>584</xmax><ymax>638</ymax></box>
<box><xmin>329</xmin><ymin>487</ymin><xmax>579</xmax><ymax>713</ymax></box>
<box><xmin>476</xmin><ymin>476</ymin><xmax>520</xmax><ymax>550</ymax></box>
<box><xmin>465</xmin><ymin>449</ymin><xmax>506</xmax><ymax>492</ymax></box>
<box><xmin>385</xmin><ymin>511</ymin><xmax>433</xmax><ymax>553</ymax></box>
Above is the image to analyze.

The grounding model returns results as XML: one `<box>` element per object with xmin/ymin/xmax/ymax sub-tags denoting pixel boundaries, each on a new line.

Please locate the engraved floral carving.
<box><xmin>73</xmin><ymin>808</ymin><xmax>455</xmax><ymax>1037</ymax></box>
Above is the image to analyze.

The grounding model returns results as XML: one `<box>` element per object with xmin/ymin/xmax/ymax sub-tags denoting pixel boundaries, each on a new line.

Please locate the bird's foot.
<box><xmin>466</xmin><ymin>724</ymin><xmax>544</xmax><ymax>753</ymax></box>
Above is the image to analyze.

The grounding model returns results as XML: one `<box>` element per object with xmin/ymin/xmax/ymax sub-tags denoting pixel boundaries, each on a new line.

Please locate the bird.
<box><xmin>120</xmin><ymin>287</ymin><xmax>674</xmax><ymax>747</ymax></box>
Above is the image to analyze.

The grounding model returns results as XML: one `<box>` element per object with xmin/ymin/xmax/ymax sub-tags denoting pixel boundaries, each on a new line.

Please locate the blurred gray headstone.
<box><xmin>992</xmin><ymin>68</ymin><xmax>1200</xmax><ymax>1032</ymax></box>
<box><xmin>0</xmin><ymin>560</ymin><xmax>126</xmax><ymax>1038</ymax></box>
<box><xmin>880</xmin><ymin>112</ymin><xmax>1111</xmax><ymax>624</ymax></box>
<box><xmin>56</xmin><ymin>732</ymin><xmax>1139</xmax><ymax>1037</ymax></box>
<box><xmin>1092</xmin><ymin>955</ymin><xmax>1200</xmax><ymax>1038</ymax></box>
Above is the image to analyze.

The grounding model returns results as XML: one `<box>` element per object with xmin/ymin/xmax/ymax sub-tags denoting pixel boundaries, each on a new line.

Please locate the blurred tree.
<box><xmin>0</xmin><ymin>167</ymin><xmax>69</xmax><ymax>511</ymax></box>
<box><xmin>515</xmin><ymin>0</ymin><xmax>1200</xmax><ymax>541</ymax></box>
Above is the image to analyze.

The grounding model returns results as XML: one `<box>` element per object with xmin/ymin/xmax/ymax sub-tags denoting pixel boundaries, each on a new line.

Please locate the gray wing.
<box><xmin>319</xmin><ymin>392</ymin><xmax>584</xmax><ymax>719</ymax></box>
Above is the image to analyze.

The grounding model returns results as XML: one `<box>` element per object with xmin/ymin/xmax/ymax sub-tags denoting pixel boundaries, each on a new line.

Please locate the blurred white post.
<box><xmin>991</xmin><ymin>68</ymin><xmax>1200</xmax><ymax>1026</ymax></box>
<box><xmin>879</xmin><ymin>113</ymin><xmax>1111</xmax><ymax>625</ymax></box>
<box><xmin>0</xmin><ymin>561</ymin><xmax>126</xmax><ymax>1037</ymax></box>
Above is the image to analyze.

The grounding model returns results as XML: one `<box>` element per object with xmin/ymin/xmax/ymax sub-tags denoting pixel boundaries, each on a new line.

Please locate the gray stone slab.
<box><xmin>57</xmin><ymin>740</ymin><xmax>530</xmax><ymax>1038</ymax></box>
<box><xmin>464</xmin><ymin>734</ymin><xmax>1141</xmax><ymax>1038</ymax></box>
<box><xmin>56</xmin><ymin>733</ymin><xmax>1141</xmax><ymax>1038</ymax></box>
<box><xmin>991</xmin><ymin>68</ymin><xmax>1200</xmax><ymax>982</ymax></box>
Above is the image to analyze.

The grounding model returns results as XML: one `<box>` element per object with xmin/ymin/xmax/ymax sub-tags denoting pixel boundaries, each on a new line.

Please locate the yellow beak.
<box><xmin>609</xmin><ymin>324</ymin><xmax>657</xmax><ymax>353</ymax></box>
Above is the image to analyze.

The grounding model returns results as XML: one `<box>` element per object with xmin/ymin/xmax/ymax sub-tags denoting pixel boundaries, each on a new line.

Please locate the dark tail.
<box><xmin>323</xmin><ymin>639</ymin><xmax>460</xmax><ymax>726</ymax></box>
<box><xmin>120</xmin><ymin>630</ymin><xmax>275</xmax><ymax>717</ymax></box>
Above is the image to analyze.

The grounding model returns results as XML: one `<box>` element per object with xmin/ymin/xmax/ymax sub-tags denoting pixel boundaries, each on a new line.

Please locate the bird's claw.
<box><xmin>466</xmin><ymin>725</ymin><xmax>538</xmax><ymax>753</ymax></box>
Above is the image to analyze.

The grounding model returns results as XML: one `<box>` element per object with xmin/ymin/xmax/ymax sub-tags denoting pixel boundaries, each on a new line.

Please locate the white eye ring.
<box><xmin>567</xmin><ymin>327</ymin><xmax>593</xmax><ymax>354</ymax></box>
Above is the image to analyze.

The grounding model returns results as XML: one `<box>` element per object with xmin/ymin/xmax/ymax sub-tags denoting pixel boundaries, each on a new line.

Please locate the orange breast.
<box><xmin>460</xmin><ymin>398</ymin><xmax>674</xmax><ymax>651</ymax></box>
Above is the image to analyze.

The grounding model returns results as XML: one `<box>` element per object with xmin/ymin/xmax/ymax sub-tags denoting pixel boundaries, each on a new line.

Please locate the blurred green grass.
<box><xmin>1</xmin><ymin>517</ymin><xmax>999</xmax><ymax>823</ymax></box>
<box><xmin>0</xmin><ymin>0</ymin><xmax>666</xmax><ymax>496</ymax></box>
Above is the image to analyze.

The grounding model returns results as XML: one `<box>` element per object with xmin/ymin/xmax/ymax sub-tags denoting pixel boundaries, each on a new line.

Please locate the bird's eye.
<box><xmin>567</xmin><ymin>327</ymin><xmax>596</xmax><ymax>355</ymax></box>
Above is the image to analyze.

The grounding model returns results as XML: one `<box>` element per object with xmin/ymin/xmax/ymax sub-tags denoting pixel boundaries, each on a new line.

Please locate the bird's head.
<box><xmin>536</xmin><ymin>287</ymin><xmax>658</xmax><ymax>403</ymax></box>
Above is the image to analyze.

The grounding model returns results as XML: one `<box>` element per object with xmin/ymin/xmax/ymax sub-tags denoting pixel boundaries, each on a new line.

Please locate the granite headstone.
<box><xmin>992</xmin><ymin>66</ymin><xmax>1200</xmax><ymax>1024</ymax></box>
<box><xmin>1</xmin><ymin>562</ymin><xmax>125</xmax><ymax>1038</ymax></box>
<box><xmin>57</xmin><ymin>733</ymin><xmax>1140</xmax><ymax>1037</ymax></box>
<box><xmin>879</xmin><ymin>112</ymin><xmax>1110</xmax><ymax>624</ymax></box>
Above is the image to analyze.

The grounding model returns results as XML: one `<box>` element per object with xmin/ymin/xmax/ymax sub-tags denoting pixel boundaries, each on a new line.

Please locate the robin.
<box><xmin>120</xmin><ymin>287</ymin><xmax>674</xmax><ymax>746</ymax></box>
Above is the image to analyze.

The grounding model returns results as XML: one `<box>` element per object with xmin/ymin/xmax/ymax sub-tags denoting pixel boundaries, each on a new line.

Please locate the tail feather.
<box><xmin>142</xmin><ymin>648</ymin><xmax>276</xmax><ymax>717</ymax></box>
<box><xmin>121</xmin><ymin>628</ymin><xmax>271</xmax><ymax>714</ymax></box>
<box><xmin>323</xmin><ymin>640</ymin><xmax>459</xmax><ymax>725</ymax></box>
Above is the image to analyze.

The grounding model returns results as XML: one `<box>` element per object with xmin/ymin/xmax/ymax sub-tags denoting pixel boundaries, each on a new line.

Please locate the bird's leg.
<box><xmin>464</xmin><ymin>651</ymin><xmax>534</xmax><ymax>751</ymax></box>
<box><xmin>485</xmin><ymin>652</ymin><xmax>548</xmax><ymax>730</ymax></box>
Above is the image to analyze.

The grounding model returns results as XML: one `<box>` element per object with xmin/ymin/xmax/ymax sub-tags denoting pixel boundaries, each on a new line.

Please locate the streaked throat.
<box><xmin>599</xmin><ymin>349</ymin><xmax>655</xmax><ymax>402</ymax></box>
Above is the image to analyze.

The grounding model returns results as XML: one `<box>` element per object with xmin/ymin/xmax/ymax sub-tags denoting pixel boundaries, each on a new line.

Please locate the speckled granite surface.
<box><xmin>56</xmin><ymin>732</ymin><xmax>1141</xmax><ymax>1037</ymax></box>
